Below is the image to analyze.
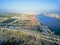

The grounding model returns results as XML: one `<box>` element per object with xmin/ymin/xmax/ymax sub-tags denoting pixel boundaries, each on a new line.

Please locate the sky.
<box><xmin>0</xmin><ymin>0</ymin><xmax>60</xmax><ymax>14</ymax></box>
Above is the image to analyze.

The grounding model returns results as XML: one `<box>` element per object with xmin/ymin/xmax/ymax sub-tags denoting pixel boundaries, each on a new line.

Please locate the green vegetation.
<box><xmin>19</xmin><ymin>21</ymin><xmax>28</xmax><ymax>26</ymax></box>
<box><xmin>0</xmin><ymin>14</ymin><xmax>14</xmax><ymax>18</ymax></box>
<box><xmin>1</xmin><ymin>18</ymin><xmax>16</xmax><ymax>23</ymax></box>
<box><xmin>13</xmin><ymin>20</ymin><xmax>28</xmax><ymax>26</ymax></box>
<box><xmin>0</xmin><ymin>19</ymin><xmax>5</xmax><ymax>23</ymax></box>
<box><xmin>0</xmin><ymin>14</ymin><xmax>16</xmax><ymax>23</ymax></box>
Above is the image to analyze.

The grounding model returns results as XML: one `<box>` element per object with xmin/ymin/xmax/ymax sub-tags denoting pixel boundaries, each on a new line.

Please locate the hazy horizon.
<box><xmin>0</xmin><ymin>0</ymin><xmax>60</xmax><ymax>14</ymax></box>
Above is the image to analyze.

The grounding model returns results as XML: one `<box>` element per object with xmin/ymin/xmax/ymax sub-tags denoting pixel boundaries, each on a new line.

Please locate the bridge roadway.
<box><xmin>0</xmin><ymin>27</ymin><xmax>60</xmax><ymax>45</ymax></box>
